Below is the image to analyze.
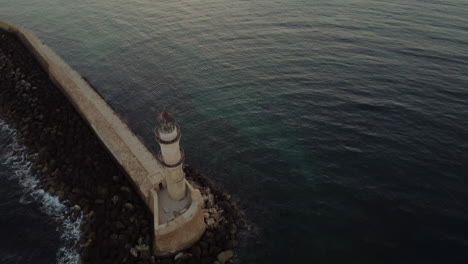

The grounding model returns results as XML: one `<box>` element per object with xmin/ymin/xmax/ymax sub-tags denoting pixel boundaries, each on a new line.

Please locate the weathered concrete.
<box><xmin>153</xmin><ymin>183</ymin><xmax>206</xmax><ymax>255</ymax></box>
<box><xmin>0</xmin><ymin>20</ymin><xmax>205</xmax><ymax>256</ymax></box>
<box><xmin>158</xmin><ymin>188</ymin><xmax>190</xmax><ymax>224</ymax></box>
<box><xmin>156</xmin><ymin>110</ymin><xmax>187</xmax><ymax>201</ymax></box>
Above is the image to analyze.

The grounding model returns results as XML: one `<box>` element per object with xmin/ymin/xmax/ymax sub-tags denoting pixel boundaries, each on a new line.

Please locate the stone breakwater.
<box><xmin>0</xmin><ymin>29</ymin><xmax>247</xmax><ymax>264</ymax></box>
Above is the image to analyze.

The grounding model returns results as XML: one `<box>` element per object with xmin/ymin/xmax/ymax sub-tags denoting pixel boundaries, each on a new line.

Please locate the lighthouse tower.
<box><xmin>155</xmin><ymin>108</ymin><xmax>187</xmax><ymax>201</ymax></box>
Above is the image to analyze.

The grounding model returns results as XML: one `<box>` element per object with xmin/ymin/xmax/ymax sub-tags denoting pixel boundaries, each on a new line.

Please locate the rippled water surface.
<box><xmin>1</xmin><ymin>0</ymin><xmax>468</xmax><ymax>263</ymax></box>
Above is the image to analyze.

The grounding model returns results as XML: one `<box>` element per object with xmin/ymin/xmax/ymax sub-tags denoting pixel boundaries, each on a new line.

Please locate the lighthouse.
<box><xmin>155</xmin><ymin>108</ymin><xmax>187</xmax><ymax>201</ymax></box>
<box><xmin>152</xmin><ymin>108</ymin><xmax>205</xmax><ymax>256</ymax></box>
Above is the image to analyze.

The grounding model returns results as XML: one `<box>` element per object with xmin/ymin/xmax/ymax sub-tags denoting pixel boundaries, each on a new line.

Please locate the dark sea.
<box><xmin>1</xmin><ymin>0</ymin><xmax>468</xmax><ymax>263</ymax></box>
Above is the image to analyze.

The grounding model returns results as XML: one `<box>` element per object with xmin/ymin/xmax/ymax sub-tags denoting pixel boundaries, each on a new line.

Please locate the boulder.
<box><xmin>57</xmin><ymin>190</ymin><xmax>65</xmax><ymax>201</ymax></box>
<box><xmin>174</xmin><ymin>252</ymin><xmax>192</xmax><ymax>261</ymax></box>
<box><xmin>225</xmin><ymin>240</ymin><xmax>239</xmax><ymax>249</ymax></box>
<box><xmin>111</xmin><ymin>195</ymin><xmax>119</xmax><ymax>205</ymax></box>
<box><xmin>130</xmin><ymin>247</ymin><xmax>138</xmax><ymax>258</ymax></box>
<box><xmin>190</xmin><ymin>246</ymin><xmax>202</xmax><ymax>258</ymax></box>
<box><xmin>206</xmin><ymin>218</ymin><xmax>215</xmax><ymax>226</ymax></box>
<box><xmin>73</xmin><ymin>205</ymin><xmax>81</xmax><ymax>212</ymax></box>
<box><xmin>217</xmin><ymin>250</ymin><xmax>233</xmax><ymax>264</ymax></box>
<box><xmin>124</xmin><ymin>202</ymin><xmax>134</xmax><ymax>210</ymax></box>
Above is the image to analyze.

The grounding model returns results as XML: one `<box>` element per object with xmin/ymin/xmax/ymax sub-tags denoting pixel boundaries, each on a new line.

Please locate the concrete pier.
<box><xmin>0</xmin><ymin>20</ymin><xmax>205</xmax><ymax>256</ymax></box>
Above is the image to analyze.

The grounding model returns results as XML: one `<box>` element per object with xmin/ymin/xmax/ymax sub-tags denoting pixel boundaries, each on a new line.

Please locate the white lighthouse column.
<box><xmin>155</xmin><ymin>109</ymin><xmax>186</xmax><ymax>201</ymax></box>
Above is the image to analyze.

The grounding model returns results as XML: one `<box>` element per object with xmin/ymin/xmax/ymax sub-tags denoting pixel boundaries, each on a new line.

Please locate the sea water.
<box><xmin>0</xmin><ymin>0</ymin><xmax>467</xmax><ymax>262</ymax></box>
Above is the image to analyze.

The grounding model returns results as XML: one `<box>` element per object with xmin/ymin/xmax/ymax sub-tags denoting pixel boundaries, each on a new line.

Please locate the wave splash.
<box><xmin>0</xmin><ymin>119</ymin><xmax>82</xmax><ymax>264</ymax></box>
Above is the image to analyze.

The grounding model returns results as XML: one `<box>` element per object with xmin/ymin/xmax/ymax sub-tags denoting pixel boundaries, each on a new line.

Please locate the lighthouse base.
<box><xmin>150</xmin><ymin>181</ymin><xmax>206</xmax><ymax>256</ymax></box>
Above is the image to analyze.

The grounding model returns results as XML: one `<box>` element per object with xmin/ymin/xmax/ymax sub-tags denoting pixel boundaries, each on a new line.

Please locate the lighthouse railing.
<box><xmin>155</xmin><ymin>148</ymin><xmax>185</xmax><ymax>168</ymax></box>
<box><xmin>154</xmin><ymin>125</ymin><xmax>181</xmax><ymax>145</ymax></box>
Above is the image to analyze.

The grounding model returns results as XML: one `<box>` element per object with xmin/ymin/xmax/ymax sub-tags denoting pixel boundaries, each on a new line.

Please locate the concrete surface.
<box><xmin>158</xmin><ymin>187</ymin><xmax>190</xmax><ymax>224</ymax></box>
<box><xmin>153</xmin><ymin>183</ymin><xmax>206</xmax><ymax>256</ymax></box>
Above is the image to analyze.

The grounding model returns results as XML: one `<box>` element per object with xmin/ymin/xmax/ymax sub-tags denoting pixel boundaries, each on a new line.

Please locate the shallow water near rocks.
<box><xmin>1</xmin><ymin>0</ymin><xmax>468</xmax><ymax>263</ymax></box>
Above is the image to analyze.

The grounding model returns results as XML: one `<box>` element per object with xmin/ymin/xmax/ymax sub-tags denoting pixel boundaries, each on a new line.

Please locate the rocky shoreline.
<box><xmin>0</xmin><ymin>30</ymin><xmax>247</xmax><ymax>264</ymax></box>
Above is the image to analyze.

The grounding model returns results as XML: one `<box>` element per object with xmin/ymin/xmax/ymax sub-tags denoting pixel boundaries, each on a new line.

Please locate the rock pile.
<box><xmin>0</xmin><ymin>30</ymin><xmax>247</xmax><ymax>264</ymax></box>
<box><xmin>181</xmin><ymin>166</ymin><xmax>248</xmax><ymax>264</ymax></box>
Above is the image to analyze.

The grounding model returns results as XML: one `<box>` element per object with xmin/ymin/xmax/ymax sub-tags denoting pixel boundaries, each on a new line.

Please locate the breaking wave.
<box><xmin>0</xmin><ymin>119</ymin><xmax>82</xmax><ymax>264</ymax></box>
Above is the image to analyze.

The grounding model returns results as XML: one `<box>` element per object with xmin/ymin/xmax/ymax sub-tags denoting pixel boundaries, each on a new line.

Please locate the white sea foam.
<box><xmin>0</xmin><ymin>119</ymin><xmax>82</xmax><ymax>264</ymax></box>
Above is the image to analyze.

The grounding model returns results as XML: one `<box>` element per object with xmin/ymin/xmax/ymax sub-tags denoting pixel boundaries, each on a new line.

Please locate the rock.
<box><xmin>120</xmin><ymin>186</ymin><xmax>131</xmax><ymax>192</ymax></box>
<box><xmin>57</xmin><ymin>190</ymin><xmax>65</xmax><ymax>200</ymax></box>
<box><xmin>140</xmin><ymin>249</ymin><xmax>151</xmax><ymax>260</ymax></box>
<box><xmin>204</xmin><ymin>231</ymin><xmax>214</xmax><ymax>239</ymax></box>
<box><xmin>190</xmin><ymin>246</ymin><xmax>202</xmax><ymax>258</ymax></box>
<box><xmin>52</xmin><ymin>168</ymin><xmax>59</xmax><ymax>177</ymax></box>
<box><xmin>47</xmin><ymin>186</ymin><xmax>55</xmax><ymax>195</ymax></box>
<box><xmin>112</xmin><ymin>195</ymin><xmax>119</xmax><ymax>205</ymax></box>
<box><xmin>206</xmin><ymin>218</ymin><xmax>215</xmax><ymax>226</ymax></box>
<box><xmin>124</xmin><ymin>202</ymin><xmax>134</xmax><ymax>210</ymax></box>
<box><xmin>160</xmin><ymin>258</ymin><xmax>174</xmax><ymax>264</ymax></box>
<box><xmin>130</xmin><ymin>247</ymin><xmax>139</xmax><ymax>258</ymax></box>
<box><xmin>49</xmin><ymin>159</ymin><xmax>56</xmax><ymax>170</ymax></box>
<box><xmin>174</xmin><ymin>252</ymin><xmax>192</xmax><ymax>261</ymax></box>
<box><xmin>136</xmin><ymin>244</ymin><xmax>151</xmax><ymax>259</ymax></box>
<box><xmin>210</xmin><ymin>246</ymin><xmax>222</xmax><ymax>255</ymax></box>
<box><xmin>83</xmin><ymin>239</ymin><xmax>92</xmax><ymax>248</ymax></box>
<box><xmin>229</xmin><ymin>224</ymin><xmax>237</xmax><ymax>235</ymax></box>
<box><xmin>174</xmin><ymin>252</ymin><xmax>184</xmax><ymax>261</ymax></box>
<box><xmin>88</xmin><ymin>210</ymin><xmax>95</xmax><ymax>218</ymax></box>
<box><xmin>200</xmin><ymin>241</ymin><xmax>209</xmax><ymax>249</ymax></box>
<box><xmin>217</xmin><ymin>250</ymin><xmax>234</xmax><ymax>264</ymax></box>
<box><xmin>135</xmin><ymin>244</ymin><xmax>149</xmax><ymax>252</ymax></box>
<box><xmin>207</xmin><ymin>193</ymin><xmax>215</xmax><ymax>208</ymax></box>
<box><xmin>115</xmin><ymin>221</ymin><xmax>125</xmax><ymax>230</ymax></box>
<box><xmin>225</xmin><ymin>240</ymin><xmax>239</xmax><ymax>249</ymax></box>
<box><xmin>236</xmin><ymin>219</ymin><xmax>247</xmax><ymax>228</ymax></box>
<box><xmin>97</xmin><ymin>186</ymin><xmax>108</xmax><ymax>197</ymax></box>
<box><xmin>118</xmin><ymin>234</ymin><xmax>128</xmax><ymax>241</ymax></box>
<box><xmin>200</xmin><ymin>257</ymin><xmax>212</xmax><ymax>264</ymax></box>
<box><xmin>73</xmin><ymin>205</ymin><xmax>81</xmax><ymax>212</ymax></box>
